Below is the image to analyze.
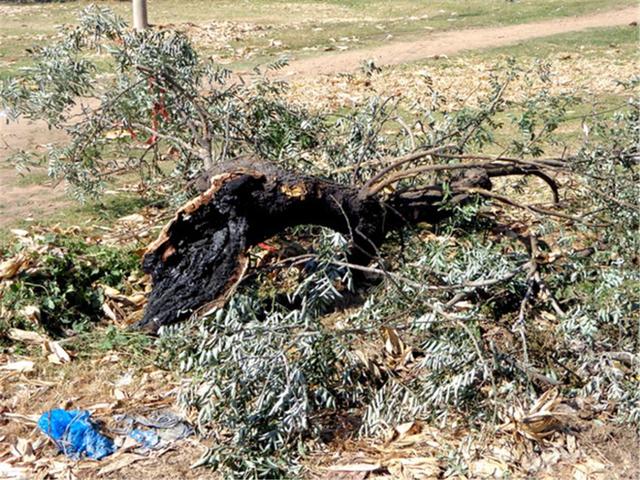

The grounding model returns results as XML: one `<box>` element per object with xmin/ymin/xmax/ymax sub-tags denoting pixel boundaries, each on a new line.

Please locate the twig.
<box><xmin>363</xmin><ymin>144</ymin><xmax>456</xmax><ymax>192</ymax></box>
<box><xmin>488</xmin><ymin>168</ymin><xmax>560</xmax><ymax>204</ymax></box>
<box><xmin>394</xmin><ymin>116</ymin><xmax>416</xmax><ymax>152</ymax></box>
<box><xmin>549</xmin><ymin>354</ymin><xmax>584</xmax><ymax>385</ymax></box>
<box><xmin>326</xmin><ymin>258</ymin><xmax>529</xmax><ymax>292</ymax></box>
<box><xmin>512</xmin><ymin>234</ymin><xmax>541</xmax><ymax>383</ymax></box>
<box><xmin>581</xmin><ymin>183</ymin><xmax>640</xmax><ymax>213</ymax></box>
<box><xmin>130</xmin><ymin>123</ymin><xmax>207</xmax><ymax>163</ymax></box>
<box><xmin>455</xmin><ymin>318</ymin><xmax>491</xmax><ymax>383</ymax></box>
<box><xmin>351</xmin><ymin>95</ymin><xmax>400</xmax><ymax>183</ymax></box>
<box><xmin>456</xmin><ymin>187</ymin><xmax>607</xmax><ymax>226</ymax></box>
<box><xmin>457</xmin><ymin>79</ymin><xmax>510</xmax><ymax>150</ymax></box>
<box><xmin>428</xmin><ymin>152</ymin><xmax>568</xmax><ymax>169</ymax></box>
<box><xmin>366</xmin><ymin>160</ymin><xmax>494</xmax><ymax>196</ymax></box>
<box><xmin>366</xmin><ymin>157</ymin><xmax>561</xmax><ymax>198</ymax></box>
<box><xmin>533</xmin><ymin>271</ymin><xmax>565</xmax><ymax>317</ymax></box>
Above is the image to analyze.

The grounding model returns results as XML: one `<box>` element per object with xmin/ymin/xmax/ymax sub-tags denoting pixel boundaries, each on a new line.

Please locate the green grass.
<box><xmin>4</xmin><ymin>325</ymin><xmax>155</xmax><ymax>365</ymax></box>
<box><xmin>64</xmin><ymin>325</ymin><xmax>154</xmax><ymax>361</ymax></box>
<box><xmin>0</xmin><ymin>0</ymin><xmax>634</xmax><ymax>76</ymax></box>
<box><xmin>462</xmin><ymin>24</ymin><xmax>640</xmax><ymax>61</ymax></box>
<box><xmin>69</xmin><ymin>194</ymin><xmax>156</xmax><ymax>222</ymax></box>
<box><xmin>14</xmin><ymin>170</ymin><xmax>49</xmax><ymax>187</ymax></box>
<box><xmin>30</xmin><ymin>192</ymin><xmax>154</xmax><ymax>226</ymax></box>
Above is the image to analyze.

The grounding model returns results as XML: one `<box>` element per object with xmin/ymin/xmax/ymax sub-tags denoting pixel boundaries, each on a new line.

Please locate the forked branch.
<box><xmin>139</xmin><ymin>153</ymin><xmax>565</xmax><ymax>332</ymax></box>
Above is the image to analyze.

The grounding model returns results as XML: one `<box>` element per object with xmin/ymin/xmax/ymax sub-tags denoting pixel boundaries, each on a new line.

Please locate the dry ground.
<box><xmin>0</xmin><ymin>350</ymin><xmax>212</xmax><ymax>479</ymax></box>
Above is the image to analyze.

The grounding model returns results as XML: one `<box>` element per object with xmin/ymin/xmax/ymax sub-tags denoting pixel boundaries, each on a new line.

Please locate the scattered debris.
<box><xmin>326</xmin><ymin>462</ymin><xmax>382</xmax><ymax>473</ymax></box>
<box><xmin>112</xmin><ymin>410</ymin><xmax>194</xmax><ymax>453</ymax></box>
<box><xmin>162</xmin><ymin>20</ymin><xmax>274</xmax><ymax>61</ymax></box>
<box><xmin>7</xmin><ymin>329</ymin><xmax>45</xmax><ymax>345</ymax></box>
<box><xmin>45</xmin><ymin>341</ymin><xmax>72</xmax><ymax>365</ymax></box>
<box><xmin>0</xmin><ymin>361</ymin><xmax>34</xmax><ymax>373</ymax></box>
<box><xmin>97</xmin><ymin>453</ymin><xmax>145</xmax><ymax>476</ymax></box>
<box><xmin>286</xmin><ymin>54</ymin><xmax>636</xmax><ymax>111</ymax></box>
<box><xmin>0</xmin><ymin>254</ymin><xmax>27</xmax><ymax>280</ymax></box>
<box><xmin>500</xmin><ymin>388</ymin><xmax>575</xmax><ymax>443</ymax></box>
<box><xmin>0</xmin><ymin>462</ymin><xmax>28</xmax><ymax>480</ymax></box>
<box><xmin>32</xmin><ymin>407</ymin><xmax>194</xmax><ymax>466</ymax></box>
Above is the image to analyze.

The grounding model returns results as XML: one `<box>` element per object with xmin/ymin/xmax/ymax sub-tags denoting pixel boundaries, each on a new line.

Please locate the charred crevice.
<box><xmin>138</xmin><ymin>157</ymin><xmax>492</xmax><ymax>332</ymax></box>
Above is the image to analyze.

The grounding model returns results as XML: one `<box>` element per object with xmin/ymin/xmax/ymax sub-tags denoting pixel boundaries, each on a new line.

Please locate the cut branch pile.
<box><xmin>139</xmin><ymin>151</ymin><xmax>563</xmax><ymax>332</ymax></box>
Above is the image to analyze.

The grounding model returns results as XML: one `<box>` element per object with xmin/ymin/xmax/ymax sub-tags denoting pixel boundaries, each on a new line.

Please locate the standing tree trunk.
<box><xmin>132</xmin><ymin>0</ymin><xmax>149</xmax><ymax>31</ymax></box>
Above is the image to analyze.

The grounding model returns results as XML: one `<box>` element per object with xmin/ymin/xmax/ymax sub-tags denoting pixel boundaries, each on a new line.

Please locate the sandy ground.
<box><xmin>0</xmin><ymin>117</ymin><xmax>69</xmax><ymax>228</ymax></box>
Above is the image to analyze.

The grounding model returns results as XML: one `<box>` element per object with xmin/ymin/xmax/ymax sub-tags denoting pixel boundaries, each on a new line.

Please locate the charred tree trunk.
<box><xmin>138</xmin><ymin>157</ymin><xmax>493</xmax><ymax>332</ymax></box>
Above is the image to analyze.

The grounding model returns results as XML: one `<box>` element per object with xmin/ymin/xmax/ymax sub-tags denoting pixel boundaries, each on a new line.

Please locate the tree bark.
<box><xmin>137</xmin><ymin>156</ymin><xmax>493</xmax><ymax>332</ymax></box>
<box><xmin>132</xmin><ymin>0</ymin><xmax>149</xmax><ymax>31</ymax></box>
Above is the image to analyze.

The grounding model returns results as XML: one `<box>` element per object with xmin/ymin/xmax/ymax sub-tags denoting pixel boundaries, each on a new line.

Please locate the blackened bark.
<box><xmin>138</xmin><ymin>157</ymin><xmax>491</xmax><ymax>332</ymax></box>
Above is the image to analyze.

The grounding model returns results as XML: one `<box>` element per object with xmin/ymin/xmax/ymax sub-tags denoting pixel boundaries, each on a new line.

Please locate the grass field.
<box><xmin>461</xmin><ymin>23</ymin><xmax>639</xmax><ymax>61</ymax></box>
<box><xmin>0</xmin><ymin>0</ymin><xmax>635</xmax><ymax>76</ymax></box>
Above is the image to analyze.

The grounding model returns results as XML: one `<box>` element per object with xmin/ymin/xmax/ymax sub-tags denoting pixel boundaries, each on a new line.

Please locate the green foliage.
<box><xmin>0</xmin><ymin>233</ymin><xmax>140</xmax><ymax>337</ymax></box>
<box><xmin>65</xmin><ymin>325</ymin><xmax>153</xmax><ymax>361</ymax></box>
<box><xmin>158</xmin><ymin>80</ymin><xmax>638</xmax><ymax>477</ymax></box>
<box><xmin>158</xmin><ymin>230</ymin><xmax>367</xmax><ymax>478</ymax></box>
<box><xmin>0</xmin><ymin>6</ymin><xmax>326</xmax><ymax>202</ymax></box>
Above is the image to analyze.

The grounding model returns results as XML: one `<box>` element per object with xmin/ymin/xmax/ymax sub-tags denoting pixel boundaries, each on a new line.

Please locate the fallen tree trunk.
<box><xmin>138</xmin><ymin>156</ymin><xmax>496</xmax><ymax>332</ymax></box>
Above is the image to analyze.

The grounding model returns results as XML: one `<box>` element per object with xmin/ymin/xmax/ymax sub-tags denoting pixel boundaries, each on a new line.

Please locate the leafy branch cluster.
<box><xmin>0</xmin><ymin>232</ymin><xmax>139</xmax><ymax>338</ymax></box>
<box><xmin>1</xmin><ymin>6</ymin><xmax>319</xmax><ymax>202</ymax></box>
<box><xmin>157</xmin><ymin>230</ymin><xmax>368</xmax><ymax>477</ymax></box>
<box><xmin>156</xmin><ymin>67</ymin><xmax>637</xmax><ymax>478</ymax></box>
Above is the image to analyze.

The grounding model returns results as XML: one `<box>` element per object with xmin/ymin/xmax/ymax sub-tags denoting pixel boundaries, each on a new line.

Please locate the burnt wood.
<box><xmin>138</xmin><ymin>157</ymin><xmax>492</xmax><ymax>332</ymax></box>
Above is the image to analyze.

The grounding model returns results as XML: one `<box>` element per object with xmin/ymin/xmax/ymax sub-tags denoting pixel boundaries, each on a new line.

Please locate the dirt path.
<box><xmin>0</xmin><ymin>116</ymin><xmax>69</xmax><ymax>228</ymax></box>
<box><xmin>281</xmin><ymin>6</ymin><xmax>639</xmax><ymax>77</ymax></box>
<box><xmin>1</xmin><ymin>6</ymin><xmax>637</xmax><ymax>229</ymax></box>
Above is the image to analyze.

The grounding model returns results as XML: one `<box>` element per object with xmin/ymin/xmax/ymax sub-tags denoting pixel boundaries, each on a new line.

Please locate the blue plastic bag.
<box><xmin>37</xmin><ymin>409</ymin><xmax>115</xmax><ymax>460</ymax></box>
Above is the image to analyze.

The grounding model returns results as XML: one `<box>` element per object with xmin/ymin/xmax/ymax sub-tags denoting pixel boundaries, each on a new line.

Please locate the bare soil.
<box><xmin>0</xmin><ymin>118</ymin><xmax>69</xmax><ymax>228</ymax></box>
